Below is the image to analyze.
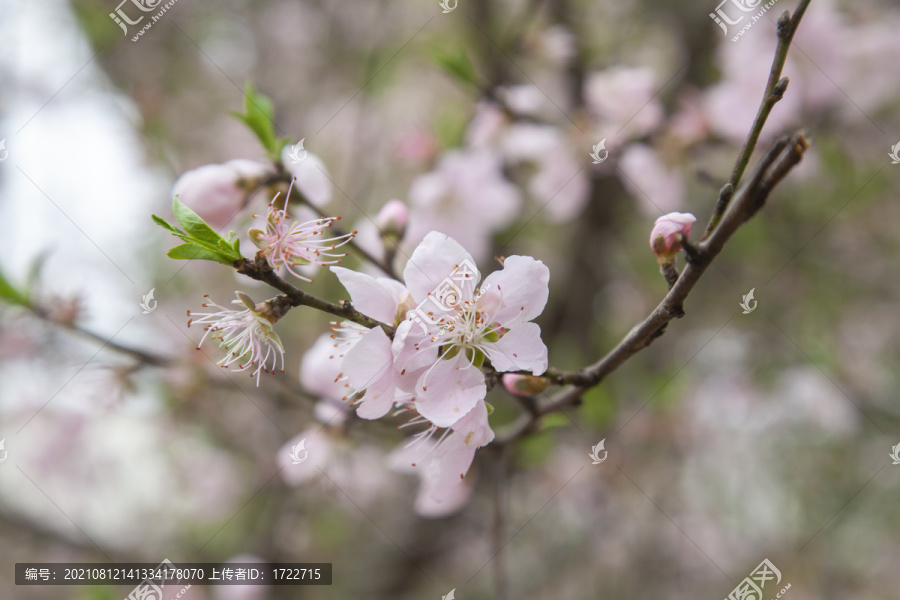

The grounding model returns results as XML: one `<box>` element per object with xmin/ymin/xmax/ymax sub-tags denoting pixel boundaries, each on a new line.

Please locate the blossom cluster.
<box><xmin>296</xmin><ymin>231</ymin><xmax>550</xmax><ymax>516</ymax></box>
<box><xmin>177</xmin><ymin>159</ymin><xmax>552</xmax><ymax>514</ymax></box>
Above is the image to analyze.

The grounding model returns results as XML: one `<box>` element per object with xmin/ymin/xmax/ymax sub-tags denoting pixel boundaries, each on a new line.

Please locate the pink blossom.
<box><xmin>375</xmin><ymin>199</ymin><xmax>408</xmax><ymax>239</ymax></box>
<box><xmin>466</xmin><ymin>101</ymin><xmax>509</xmax><ymax>148</ymax></box>
<box><xmin>213</xmin><ymin>555</ymin><xmax>269</xmax><ymax>600</ymax></box>
<box><xmin>703</xmin><ymin>28</ymin><xmax>801</xmax><ymax>143</ymax></box>
<box><xmin>649</xmin><ymin>212</ymin><xmax>697</xmax><ymax>263</ymax></box>
<box><xmin>389</xmin><ymin>400</ymin><xmax>494</xmax><ymax>517</ymax></box>
<box><xmin>329</xmin><ymin>266</ymin><xmax>413</xmax><ymax>419</ymax></box>
<box><xmin>585</xmin><ymin>66</ymin><xmax>664</xmax><ymax>142</ymax></box>
<box><xmin>395</xmin><ymin>232</ymin><xmax>549</xmax><ymax>427</ymax></box>
<box><xmin>187</xmin><ymin>292</ymin><xmax>285</xmax><ymax>386</ymax></box>
<box><xmin>250</xmin><ymin>191</ymin><xmax>355</xmax><ymax>282</ymax></box>
<box><xmin>281</xmin><ymin>146</ymin><xmax>333</xmax><ymax>207</ymax></box>
<box><xmin>300</xmin><ymin>334</ymin><xmax>354</xmax><ymax>412</ymax></box>
<box><xmin>405</xmin><ymin>149</ymin><xmax>521</xmax><ymax>261</ymax></box>
<box><xmin>394</xmin><ymin>130</ymin><xmax>439</xmax><ymax>164</ymax></box>
<box><xmin>172</xmin><ymin>159</ymin><xmax>274</xmax><ymax>229</ymax></box>
<box><xmin>502</xmin><ymin>373</ymin><xmax>551</xmax><ymax>397</ymax></box>
<box><xmin>497</xmin><ymin>84</ymin><xmax>546</xmax><ymax>117</ymax></box>
<box><xmin>501</xmin><ymin>123</ymin><xmax>590</xmax><ymax>222</ymax></box>
<box><xmin>278</xmin><ymin>427</ymin><xmax>333</xmax><ymax>486</ymax></box>
<box><xmin>619</xmin><ymin>145</ymin><xmax>685</xmax><ymax>217</ymax></box>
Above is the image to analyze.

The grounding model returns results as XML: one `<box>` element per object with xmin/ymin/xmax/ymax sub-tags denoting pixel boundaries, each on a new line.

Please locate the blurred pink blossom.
<box><xmin>502</xmin><ymin>373</ymin><xmax>551</xmax><ymax>397</ymax></box>
<box><xmin>394</xmin><ymin>130</ymin><xmax>439</xmax><ymax>164</ymax></box>
<box><xmin>280</xmin><ymin>146</ymin><xmax>333</xmax><ymax>206</ymax></box>
<box><xmin>466</xmin><ymin>101</ymin><xmax>509</xmax><ymax>148</ymax></box>
<box><xmin>405</xmin><ymin>149</ymin><xmax>521</xmax><ymax>260</ymax></box>
<box><xmin>585</xmin><ymin>66</ymin><xmax>663</xmax><ymax>142</ymax></box>
<box><xmin>172</xmin><ymin>159</ymin><xmax>273</xmax><ymax>229</ymax></box>
<box><xmin>278</xmin><ymin>426</ymin><xmax>334</xmax><ymax>486</ymax></box>
<box><xmin>375</xmin><ymin>198</ymin><xmax>408</xmax><ymax>238</ymax></box>
<box><xmin>389</xmin><ymin>400</ymin><xmax>493</xmax><ymax>518</ymax></box>
<box><xmin>501</xmin><ymin>123</ymin><xmax>590</xmax><ymax>222</ymax></box>
<box><xmin>619</xmin><ymin>144</ymin><xmax>685</xmax><ymax>217</ymax></box>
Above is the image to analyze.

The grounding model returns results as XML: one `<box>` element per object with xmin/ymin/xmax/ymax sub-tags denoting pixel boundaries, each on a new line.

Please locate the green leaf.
<box><xmin>173</xmin><ymin>198</ymin><xmax>224</xmax><ymax>247</ymax></box>
<box><xmin>0</xmin><ymin>268</ymin><xmax>30</xmax><ymax>307</ymax></box>
<box><xmin>152</xmin><ymin>203</ymin><xmax>242</xmax><ymax>266</ymax></box>
<box><xmin>232</xmin><ymin>82</ymin><xmax>281</xmax><ymax>159</ymax></box>
<box><xmin>167</xmin><ymin>243</ymin><xmax>226</xmax><ymax>263</ymax></box>
<box><xmin>152</xmin><ymin>214</ymin><xmax>179</xmax><ymax>233</ymax></box>
<box><xmin>432</xmin><ymin>47</ymin><xmax>482</xmax><ymax>88</ymax></box>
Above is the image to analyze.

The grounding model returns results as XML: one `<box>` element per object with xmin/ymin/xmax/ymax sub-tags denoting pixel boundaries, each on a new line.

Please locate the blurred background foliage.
<box><xmin>1</xmin><ymin>0</ymin><xmax>899</xmax><ymax>598</ymax></box>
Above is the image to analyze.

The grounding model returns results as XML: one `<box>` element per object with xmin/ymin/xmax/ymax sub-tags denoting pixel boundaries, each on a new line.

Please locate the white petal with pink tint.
<box><xmin>414</xmin><ymin>355</ymin><xmax>485</xmax><ymax>428</ymax></box>
<box><xmin>481</xmin><ymin>255</ymin><xmax>550</xmax><ymax>325</ymax></box>
<box><xmin>282</xmin><ymin>149</ymin><xmax>333</xmax><ymax>206</ymax></box>
<box><xmin>403</xmin><ymin>231</ymin><xmax>479</xmax><ymax>305</ymax></box>
<box><xmin>299</xmin><ymin>334</ymin><xmax>348</xmax><ymax>400</ymax></box>
<box><xmin>331</xmin><ymin>266</ymin><xmax>406</xmax><ymax>325</ymax></box>
<box><xmin>484</xmin><ymin>322</ymin><xmax>548</xmax><ymax>375</ymax></box>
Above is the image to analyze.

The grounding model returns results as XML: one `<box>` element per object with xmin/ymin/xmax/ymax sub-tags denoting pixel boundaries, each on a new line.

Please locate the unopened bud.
<box><xmin>502</xmin><ymin>373</ymin><xmax>551</xmax><ymax>397</ymax></box>
<box><xmin>649</xmin><ymin>212</ymin><xmax>697</xmax><ymax>265</ymax></box>
<box><xmin>376</xmin><ymin>199</ymin><xmax>408</xmax><ymax>240</ymax></box>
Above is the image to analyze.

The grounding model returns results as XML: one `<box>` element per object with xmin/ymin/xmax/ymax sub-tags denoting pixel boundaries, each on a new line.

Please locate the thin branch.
<box><xmin>703</xmin><ymin>0</ymin><xmax>812</xmax><ymax>239</ymax></box>
<box><xmin>235</xmin><ymin>252</ymin><xmax>395</xmax><ymax>335</ymax></box>
<box><xmin>28</xmin><ymin>306</ymin><xmax>170</xmax><ymax>367</ymax></box>
<box><xmin>496</xmin><ymin>132</ymin><xmax>808</xmax><ymax>443</ymax></box>
<box><xmin>555</xmin><ymin>132</ymin><xmax>807</xmax><ymax>388</ymax></box>
<box><xmin>493</xmin><ymin>0</ymin><xmax>816</xmax><ymax>444</ymax></box>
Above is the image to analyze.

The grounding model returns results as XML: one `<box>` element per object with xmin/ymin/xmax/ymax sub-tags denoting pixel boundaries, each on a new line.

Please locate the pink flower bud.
<box><xmin>172</xmin><ymin>159</ymin><xmax>273</xmax><ymax>229</ymax></box>
<box><xmin>649</xmin><ymin>212</ymin><xmax>697</xmax><ymax>264</ymax></box>
<box><xmin>502</xmin><ymin>373</ymin><xmax>551</xmax><ymax>397</ymax></box>
<box><xmin>375</xmin><ymin>199</ymin><xmax>408</xmax><ymax>239</ymax></box>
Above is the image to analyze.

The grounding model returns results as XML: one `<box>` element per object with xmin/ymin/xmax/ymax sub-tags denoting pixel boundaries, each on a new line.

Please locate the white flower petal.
<box><xmin>415</xmin><ymin>474</ymin><xmax>474</xmax><ymax>518</ymax></box>
<box><xmin>414</xmin><ymin>356</ymin><xmax>485</xmax><ymax>428</ymax></box>
<box><xmin>331</xmin><ymin>266</ymin><xmax>404</xmax><ymax>324</ymax></box>
<box><xmin>484</xmin><ymin>322</ymin><xmax>548</xmax><ymax>375</ymax></box>
<box><xmin>403</xmin><ymin>232</ymin><xmax>479</xmax><ymax>306</ymax></box>
<box><xmin>481</xmin><ymin>255</ymin><xmax>550</xmax><ymax>325</ymax></box>
<box><xmin>342</xmin><ymin>327</ymin><xmax>393</xmax><ymax>391</ymax></box>
<box><xmin>282</xmin><ymin>150</ymin><xmax>332</xmax><ymax>206</ymax></box>
<box><xmin>355</xmin><ymin>371</ymin><xmax>397</xmax><ymax>420</ymax></box>
<box><xmin>299</xmin><ymin>334</ymin><xmax>347</xmax><ymax>400</ymax></box>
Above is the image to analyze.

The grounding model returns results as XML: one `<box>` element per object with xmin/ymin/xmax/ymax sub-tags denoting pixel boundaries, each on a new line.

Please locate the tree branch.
<box><xmin>703</xmin><ymin>0</ymin><xmax>812</xmax><ymax>239</ymax></box>
<box><xmin>28</xmin><ymin>305</ymin><xmax>170</xmax><ymax>367</ymax></box>
<box><xmin>235</xmin><ymin>252</ymin><xmax>395</xmax><ymax>335</ymax></box>
<box><xmin>495</xmin><ymin>131</ymin><xmax>808</xmax><ymax>444</ymax></box>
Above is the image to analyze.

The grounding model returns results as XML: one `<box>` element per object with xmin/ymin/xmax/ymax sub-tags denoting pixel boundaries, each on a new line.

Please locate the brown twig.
<box><xmin>495</xmin><ymin>132</ymin><xmax>808</xmax><ymax>444</ymax></box>
<box><xmin>703</xmin><ymin>0</ymin><xmax>812</xmax><ymax>239</ymax></box>
<box><xmin>28</xmin><ymin>305</ymin><xmax>170</xmax><ymax>367</ymax></box>
<box><xmin>235</xmin><ymin>252</ymin><xmax>395</xmax><ymax>336</ymax></box>
<box><xmin>493</xmin><ymin>0</ymin><xmax>815</xmax><ymax>444</ymax></box>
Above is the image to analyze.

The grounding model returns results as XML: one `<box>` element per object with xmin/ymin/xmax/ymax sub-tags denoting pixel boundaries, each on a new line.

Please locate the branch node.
<box><xmin>679</xmin><ymin>235</ymin><xmax>703</xmax><ymax>265</ymax></box>
<box><xmin>660</xmin><ymin>262</ymin><xmax>680</xmax><ymax>289</ymax></box>
<box><xmin>777</xmin><ymin>11</ymin><xmax>792</xmax><ymax>37</ymax></box>
<box><xmin>771</xmin><ymin>77</ymin><xmax>790</xmax><ymax>101</ymax></box>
